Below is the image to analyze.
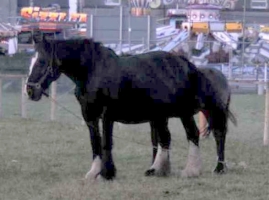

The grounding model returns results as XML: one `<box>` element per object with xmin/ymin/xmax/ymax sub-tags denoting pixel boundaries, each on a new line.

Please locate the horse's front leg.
<box><xmin>144</xmin><ymin>121</ymin><xmax>159</xmax><ymax>176</ymax></box>
<box><xmin>79</xmin><ymin>101</ymin><xmax>103</xmax><ymax>180</ymax></box>
<box><xmin>180</xmin><ymin>116</ymin><xmax>202</xmax><ymax>177</ymax></box>
<box><xmin>100</xmin><ymin>114</ymin><xmax>116</xmax><ymax>180</ymax></box>
<box><xmin>84</xmin><ymin>118</ymin><xmax>102</xmax><ymax>180</ymax></box>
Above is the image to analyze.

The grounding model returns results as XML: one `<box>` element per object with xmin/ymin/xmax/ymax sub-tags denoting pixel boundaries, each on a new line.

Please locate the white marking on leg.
<box><xmin>24</xmin><ymin>52</ymin><xmax>39</xmax><ymax>96</ymax></box>
<box><xmin>85</xmin><ymin>156</ymin><xmax>102</xmax><ymax>180</ymax></box>
<box><xmin>150</xmin><ymin>145</ymin><xmax>170</xmax><ymax>176</ymax></box>
<box><xmin>181</xmin><ymin>141</ymin><xmax>202</xmax><ymax>177</ymax></box>
<box><xmin>116</xmin><ymin>122</ymin><xmax>123</xmax><ymax>130</ymax></box>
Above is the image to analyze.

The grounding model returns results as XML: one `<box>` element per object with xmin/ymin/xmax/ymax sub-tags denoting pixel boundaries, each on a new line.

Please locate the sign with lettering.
<box><xmin>20</xmin><ymin>7</ymin><xmax>87</xmax><ymax>23</ymax></box>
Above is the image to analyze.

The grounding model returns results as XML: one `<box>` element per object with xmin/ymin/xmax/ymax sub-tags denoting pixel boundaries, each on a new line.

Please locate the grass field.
<box><xmin>0</xmin><ymin>93</ymin><xmax>269</xmax><ymax>200</ymax></box>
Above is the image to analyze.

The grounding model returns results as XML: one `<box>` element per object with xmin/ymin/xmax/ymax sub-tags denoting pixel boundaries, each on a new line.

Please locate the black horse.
<box><xmin>26</xmin><ymin>36</ymin><xmax>236</xmax><ymax>180</ymax></box>
<box><xmin>119</xmin><ymin>53</ymin><xmax>234</xmax><ymax>172</ymax></box>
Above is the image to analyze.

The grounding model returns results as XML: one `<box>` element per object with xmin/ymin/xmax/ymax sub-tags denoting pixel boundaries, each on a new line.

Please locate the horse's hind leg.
<box><xmin>145</xmin><ymin>118</ymin><xmax>171</xmax><ymax>177</ymax></box>
<box><xmin>144</xmin><ymin>121</ymin><xmax>159</xmax><ymax>176</ymax></box>
<box><xmin>213</xmin><ymin>114</ymin><xmax>228</xmax><ymax>174</ymax></box>
<box><xmin>150</xmin><ymin>122</ymin><xmax>159</xmax><ymax>164</ymax></box>
<box><xmin>181</xmin><ymin>116</ymin><xmax>202</xmax><ymax>178</ymax></box>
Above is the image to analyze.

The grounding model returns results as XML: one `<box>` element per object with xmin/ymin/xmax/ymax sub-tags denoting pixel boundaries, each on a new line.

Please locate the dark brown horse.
<box><xmin>25</xmin><ymin>37</ymin><xmax>236</xmax><ymax>180</ymax></box>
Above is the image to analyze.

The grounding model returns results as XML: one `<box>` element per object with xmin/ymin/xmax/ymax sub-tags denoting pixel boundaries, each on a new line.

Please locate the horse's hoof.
<box><xmin>181</xmin><ymin>168</ymin><xmax>201</xmax><ymax>178</ymax></box>
<box><xmin>213</xmin><ymin>162</ymin><xmax>228</xmax><ymax>174</ymax></box>
<box><xmin>200</xmin><ymin>134</ymin><xmax>210</xmax><ymax>140</ymax></box>
<box><xmin>85</xmin><ymin>171</ymin><xmax>101</xmax><ymax>180</ymax></box>
<box><xmin>100</xmin><ymin>163</ymin><xmax>116</xmax><ymax>180</ymax></box>
<box><xmin>145</xmin><ymin>168</ymin><xmax>156</xmax><ymax>176</ymax></box>
<box><xmin>145</xmin><ymin>167</ymin><xmax>170</xmax><ymax>177</ymax></box>
<box><xmin>85</xmin><ymin>156</ymin><xmax>102</xmax><ymax>180</ymax></box>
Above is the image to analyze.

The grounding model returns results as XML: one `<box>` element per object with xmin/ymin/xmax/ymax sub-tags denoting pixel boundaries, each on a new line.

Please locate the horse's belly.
<box><xmin>107</xmin><ymin>103</ymin><xmax>181</xmax><ymax>124</ymax></box>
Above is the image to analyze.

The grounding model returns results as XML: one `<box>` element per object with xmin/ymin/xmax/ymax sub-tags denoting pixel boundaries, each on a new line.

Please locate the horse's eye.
<box><xmin>38</xmin><ymin>60</ymin><xmax>46</xmax><ymax>65</ymax></box>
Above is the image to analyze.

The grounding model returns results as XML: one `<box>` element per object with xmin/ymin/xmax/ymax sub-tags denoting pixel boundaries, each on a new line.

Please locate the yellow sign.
<box><xmin>260</xmin><ymin>26</ymin><xmax>269</xmax><ymax>32</ymax></box>
<box><xmin>225</xmin><ymin>22</ymin><xmax>242</xmax><ymax>32</ymax></box>
<box><xmin>192</xmin><ymin>22</ymin><xmax>209</xmax><ymax>33</ymax></box>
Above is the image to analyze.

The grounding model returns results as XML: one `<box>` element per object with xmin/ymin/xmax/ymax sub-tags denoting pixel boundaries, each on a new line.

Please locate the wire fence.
<box><xmin>0</xmin><ymin>71</ymin><xmax>268</xmax><ymax>145</ymax></box>
<box><xmin>0</xmin><ymin>70</ymin><xmax>267</xmax><ymax>119</ymax></box>
<box><xmin>1</xmin><ymin>36</ymin><xmax>269</xmax><ymax>145</ymax></box>
<box><xmin>0</xmin><ymin>75</ymin><xmax>81</xmax><ymax>123</ymax></box>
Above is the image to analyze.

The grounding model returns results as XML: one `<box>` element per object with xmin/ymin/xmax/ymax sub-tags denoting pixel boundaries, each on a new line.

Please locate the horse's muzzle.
<box><xmin>26</xmin><ymin>85</ymin><xmax>43</xmax><ymax>101</ymax></box>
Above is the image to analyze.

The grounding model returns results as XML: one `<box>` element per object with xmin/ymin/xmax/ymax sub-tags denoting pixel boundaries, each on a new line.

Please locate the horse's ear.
<box><xmin>32</xmin><ymin>31</ymin><xmax>48</xmax><ymax>44</ymax></box>
<box><xmin>33</xmin><ymin>31</ymin><xmax>42</xmax><ymax>44</ymax></box>
<box><xmin>42</xmin><ymin>34</ymin><xmax>49</xmax><ymax>44</ymax></box>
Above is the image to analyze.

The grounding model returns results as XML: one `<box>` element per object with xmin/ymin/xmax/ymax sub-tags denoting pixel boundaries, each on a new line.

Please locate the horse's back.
<box><xmin>200</xmin><ymin>68</ymin><xmax>229</xmax><ymax>90</ymax></box>
<box><xmin>107</xmin><ymin>52</ymin><xmax>198</xmax><ymax>105</ymax></box>
<box><xmin>97</xmin><ymin>51</ymin><xmax>201</xmax><ymax>122</ymax></box>
<box><xmin>199</xmin><ymin>67</ymin><xmax>230</xmax><ymax>103</ymax></box>
<box><xmin>118</xmin><ymin>51</ymin><xmax>197</xmax><ymax>89</ymax></box>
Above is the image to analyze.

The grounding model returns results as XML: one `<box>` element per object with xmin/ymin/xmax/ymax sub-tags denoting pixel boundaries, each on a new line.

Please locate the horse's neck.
<box><xmin>62</xmin><ymin>46</ymin><xmax>118</xmax><ymax>91</ymax></box>
<box><xmin>61</xmin><ymin>63</ymin><xmax>88</xmax><ymax>88</ymax></box>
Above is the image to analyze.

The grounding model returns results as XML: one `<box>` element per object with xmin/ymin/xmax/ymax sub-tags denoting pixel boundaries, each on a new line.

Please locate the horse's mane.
<box><xmin>120</xmin><ymin>53</ymin><xmax>132</xmax><ymax>57</ymax></box>
<box><xmin>37</xmin><ymin>38</ymin><xmax>120</xmax><ymax>71</ymax></box>
<box><xmin>37</xmin><ymin>37</ymin><xmax>104</xmax><ymax>53</ymax></box>
<box><xmin>177</xmin><ymin>55</ymin><xmax>192</xmax><ymax>63</ymax></box>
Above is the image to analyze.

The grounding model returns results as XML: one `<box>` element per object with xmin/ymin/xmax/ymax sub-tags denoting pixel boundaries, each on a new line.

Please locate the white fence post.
<box><xmin>264</xmin><ymin>63</ymin><xmax>268</xmax><ymax>89</ymax></box>
<box><xmin>228</xmin><ymin>64</ymin><xmax>232</xmax><ymax>79</ymax></box>
<box><xmin>264</xmin><ymin>81</ymin><xmax>269</xmax><ymax>146</ymax></box>
<box><xmin>50</xmin><ymin>81</ymin><xmax>57</xmax><ymax>121</ymax></box>
<box><xmin>119</xmin><ymin>5</ymin><xmax>123</xmax><ymax>54</ymax></box>
<box><xmin>21</xmin><ymin>77</ymin><xmax>27</xmax><ymax>118</ymax></box>
<box><xmin>258</xmin><ymin>81</ymin><xmax>264</xmax><ymax>95</ymax></box>
<box><xmin>147</xmin><ymin>15</ymin><xmax>151</xmax><ymax>51</ymax></box>
<box><xmin>0</xmin><ymin>77</ymin><xmax>2</xmax><ymax>117</ymax></box>
<box><xmin>90</xmin><ymin>14</ymin><xmax>93</xmax><ymax>38</ymax></box>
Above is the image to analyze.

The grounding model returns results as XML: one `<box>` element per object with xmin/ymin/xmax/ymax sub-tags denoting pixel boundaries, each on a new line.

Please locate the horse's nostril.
<box><xmin>27</xmin><ymin>87</ymin><xmax>33</xmax><ymax>97</ymax></box>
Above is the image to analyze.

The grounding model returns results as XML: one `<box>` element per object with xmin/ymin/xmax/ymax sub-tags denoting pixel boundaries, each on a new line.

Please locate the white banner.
<box><xmin>104</xmin><ymin>0</ymin><xmax>121</xmax><ymax>6</ymax></box>
<box><xmin>163</xmin><ymin>0</ymin><xmax>174</xmax><ymax>5</ymax></box>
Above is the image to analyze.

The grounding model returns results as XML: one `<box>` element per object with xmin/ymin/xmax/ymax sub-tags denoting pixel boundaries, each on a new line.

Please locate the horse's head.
<box><xmin>26</xmin><ymin>36</ymin><xmax>61</xmax><ymax>101</ymax></box>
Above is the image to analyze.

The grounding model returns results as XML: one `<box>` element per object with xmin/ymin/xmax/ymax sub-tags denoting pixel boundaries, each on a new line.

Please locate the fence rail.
<box><xmin>0</xmin><ymin>74</ymin><xmax>57</xmax><ymax>120</ymax></box>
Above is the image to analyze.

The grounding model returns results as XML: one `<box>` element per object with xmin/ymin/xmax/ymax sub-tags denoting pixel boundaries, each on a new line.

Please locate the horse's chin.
<box><xmin>29</xmin><ymin>94</ymin><xmax>42</xmax><ymax>101</ymax></box>
<box><xmin>28</xmin><ymin>90</ymin><xmax>43</xmax><ymax>101</ymax></box>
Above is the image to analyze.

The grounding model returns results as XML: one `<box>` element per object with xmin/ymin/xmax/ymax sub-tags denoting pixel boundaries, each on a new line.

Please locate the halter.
<box><xmin>26</xmin><ymin>43</ymin><xmax>56</xmax><ymax>93</ymax></box>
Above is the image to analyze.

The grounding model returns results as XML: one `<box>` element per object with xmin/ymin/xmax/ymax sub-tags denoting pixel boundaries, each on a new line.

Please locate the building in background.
<box><xmin>17</xmin><ymin>0</ymin><xmax>69</xmax><ymax>12</ymax></box>
<box><xmin>0</xmin><ymin>0</ymin><xmax>18</xmax><ymax>23</ymax></box>
<box><xmin>1</xmin><ymin>1</ymin><xmax>269</xmax><ymax>27</ymax></box>
<box><xmin>221</xmin><ymin>0</ymin><xmax>269</xmax><ymax>24</ymax></box>
<box><xmin>81</xmin><ymin>0</ymin><xmax>269</xmax><ymax>25</ymax></box>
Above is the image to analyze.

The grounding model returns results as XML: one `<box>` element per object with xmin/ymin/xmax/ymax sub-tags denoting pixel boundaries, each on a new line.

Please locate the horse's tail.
<box><xmin>177</xmin><ymin>55</ymin><xmax>237</xmax><ymax>134</ymax></box>
<box><xmin>195</xmin><ymin>70</ymin><xmax>237</xmax><ymax>135</ymax></box>
<box><xmin>205</xmin><ymin>91</ymin><xmax>237</xmax><ymax>136</ymax></box>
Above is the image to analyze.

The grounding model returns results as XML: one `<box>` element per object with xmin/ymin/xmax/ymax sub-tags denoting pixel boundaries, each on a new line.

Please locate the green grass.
<box><xmin>0</xmin><ymin>94</ymin><xmax>269</xmax><ymax>200</ymax></box>
<box><xmin>0</xmin><ymin>53</ymin><xmax>31</xmax><ymax>74</ymax></box>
